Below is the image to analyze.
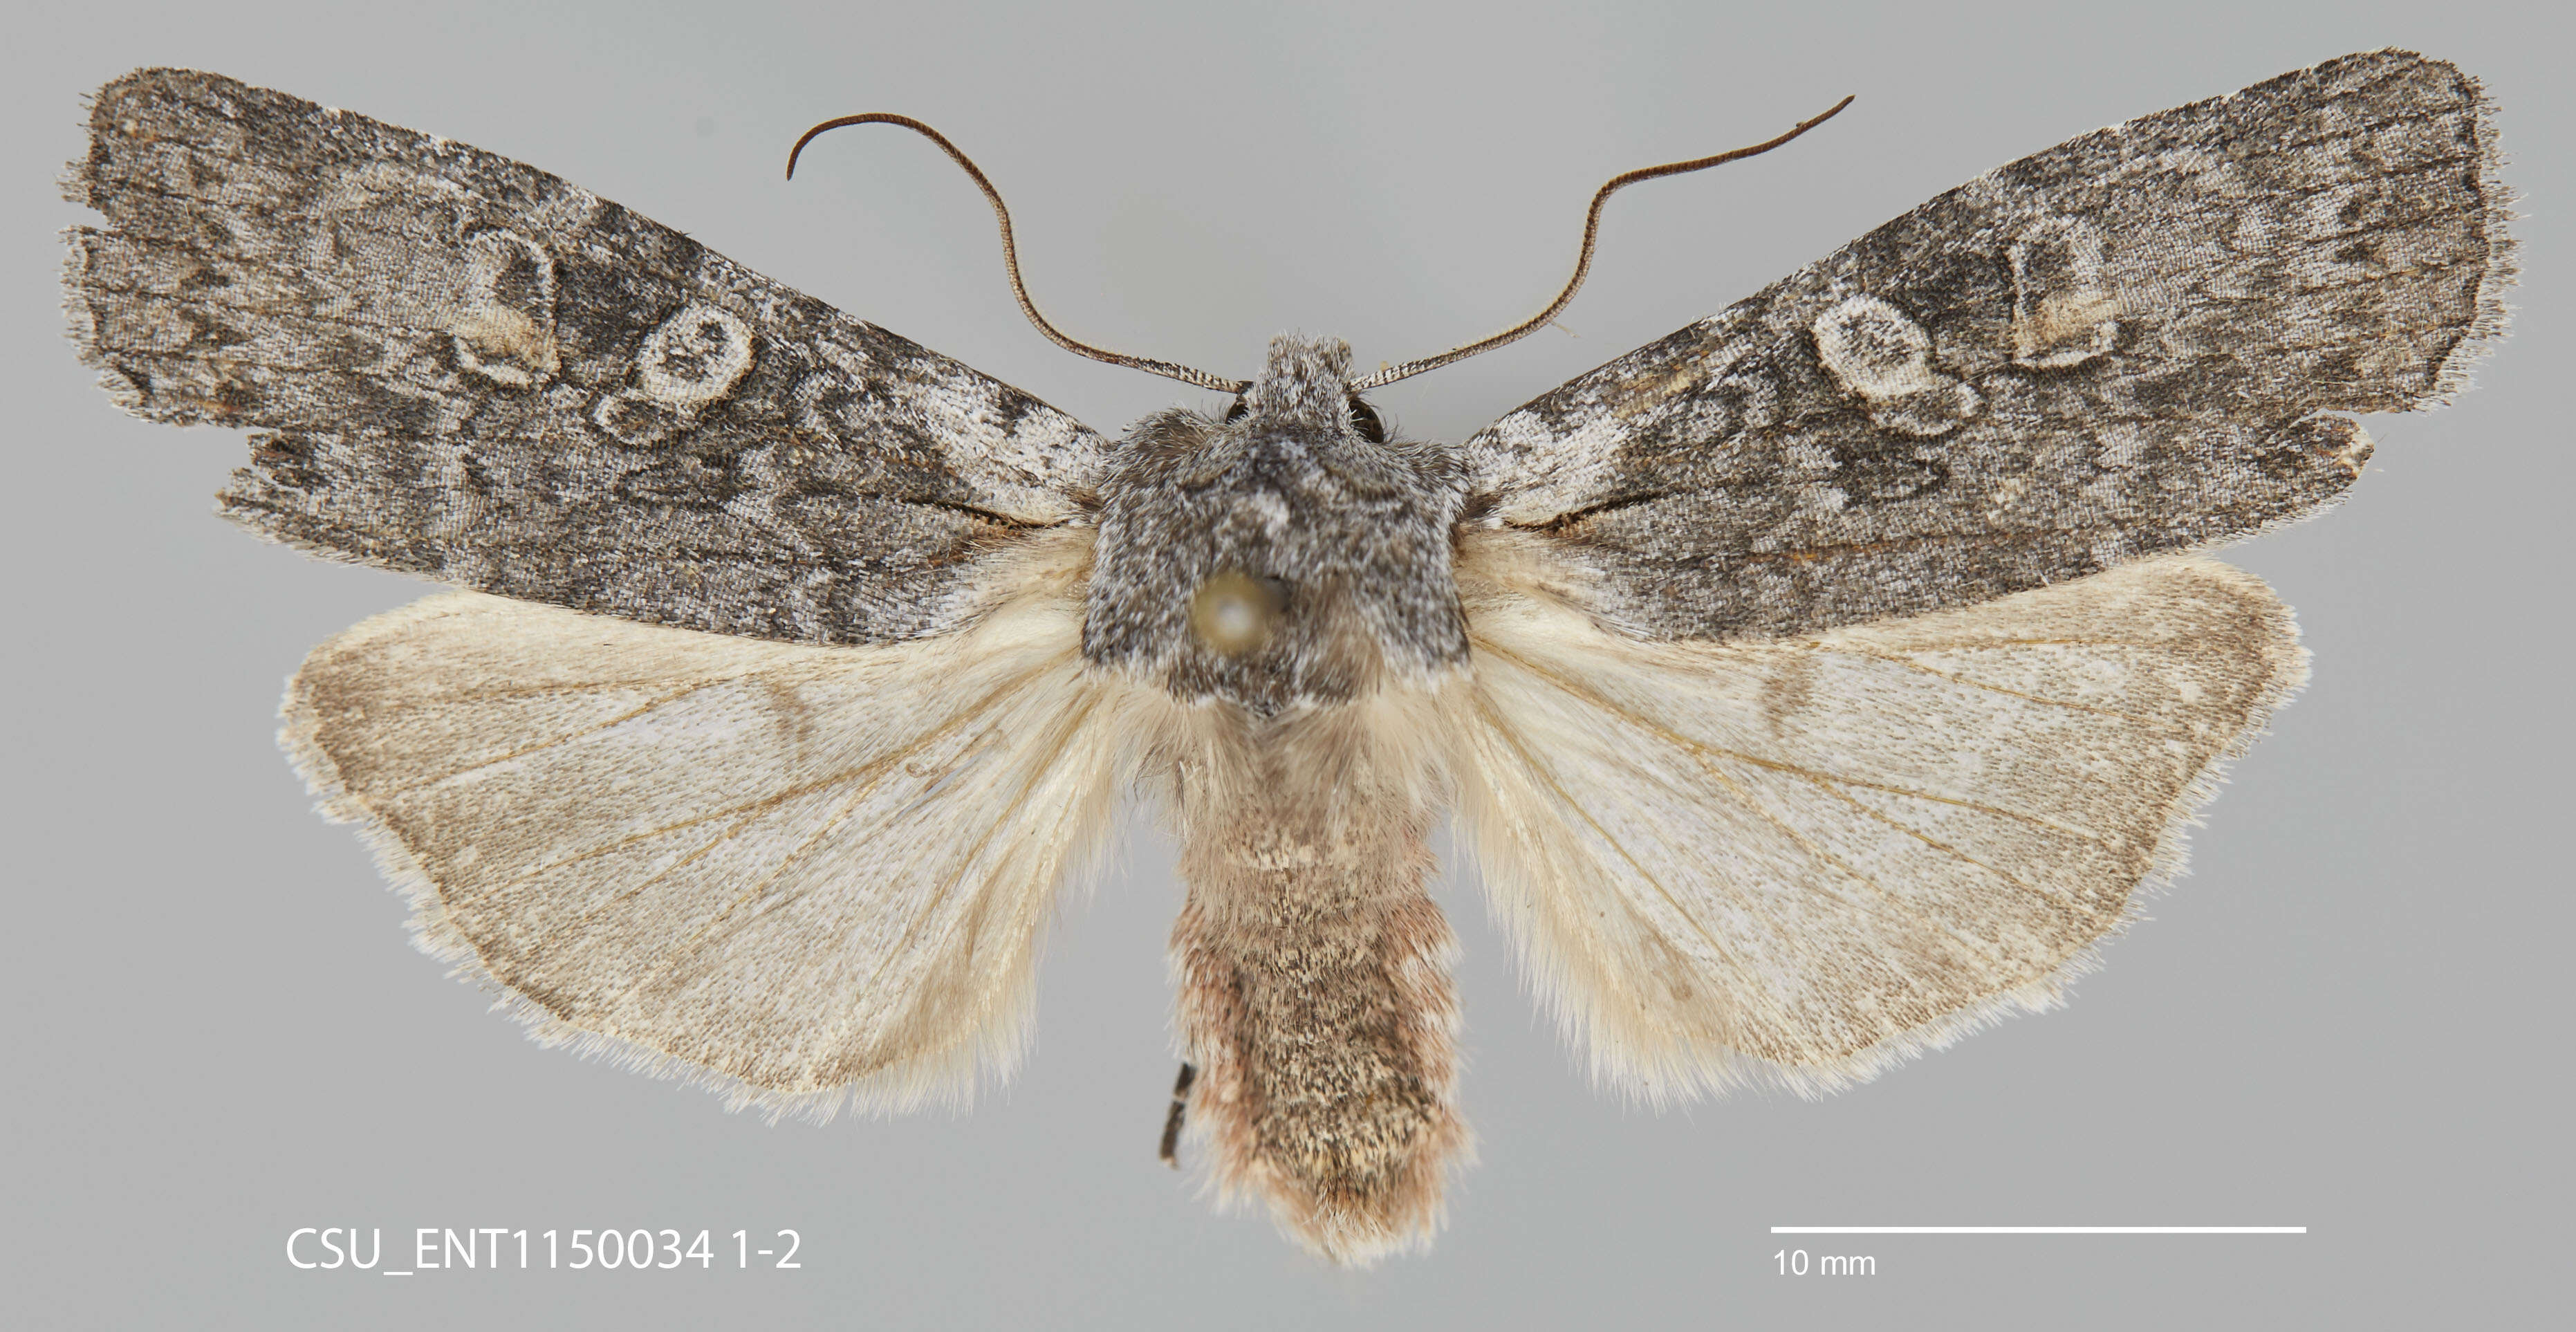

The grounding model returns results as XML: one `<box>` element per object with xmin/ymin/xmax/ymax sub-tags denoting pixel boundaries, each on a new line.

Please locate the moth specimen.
<box><xmin>62</xmin><ymin>50</ymin><xmax>2508</xmax><ymax>1264</ymax></box>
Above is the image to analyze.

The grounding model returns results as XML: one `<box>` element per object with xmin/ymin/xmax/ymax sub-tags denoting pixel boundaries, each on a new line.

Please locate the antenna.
<box><xmin>788</xmin><ymin>98</ymin><xmax>1855</xmax><ymax>399</ymax></box>
<box><xmin>1344</xmin><ymin>95</ymin><xmax>1855</xmax><ymax>392</ymax></box>
<box><xmin>788</xmin><ymin>113</ymin><xmax>1250</xmax><ymax>394</ymax></box>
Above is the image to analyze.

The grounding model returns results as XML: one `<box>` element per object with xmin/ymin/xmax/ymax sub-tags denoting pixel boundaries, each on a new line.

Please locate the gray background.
<box><xmin>6</xmin><ymin>1</ymin><xmax>2565</xmax><ymax>1326</ymax></box>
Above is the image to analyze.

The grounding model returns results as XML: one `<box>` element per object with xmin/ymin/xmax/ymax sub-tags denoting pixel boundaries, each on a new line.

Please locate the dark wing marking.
<box><xmin>64</xmin><ymin>68</ymin><xmax>1109</xmax><ymax>645</ymax></box>
<box><xmin>1463</xmin><ymin>50</ymin><xmax>2511</xmax><ymax>641</ymax></box>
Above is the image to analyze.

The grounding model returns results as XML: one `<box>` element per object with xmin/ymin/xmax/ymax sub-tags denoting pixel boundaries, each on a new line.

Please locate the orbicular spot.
<box><xmin>447</xmin><ymin>229</ymin><xmax>560</xmax><ymax>387</ymax></box>
<box><xmin>2008</xmin><ymin>216</ymin><xmax>2119</xmax><ymax>368</ymax></box>
<box><xmin>636</xmin><ymin>303</ymin><xmax>754</xmax><ymax>407</ymax></box>
<box><xmin>1810</xmin><ymin>294</ymin><xmax>1981</xmax><ymax>437</ymax></box>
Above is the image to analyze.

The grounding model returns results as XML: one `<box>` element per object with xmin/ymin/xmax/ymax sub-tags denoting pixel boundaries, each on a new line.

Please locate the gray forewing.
<box><xmin>1463</xmin><ymin>49</ymin><xmax>2511</xmax><ymax>641</ymax></box>
<box><xmin>64</xmin><ymin>68</ymin><xmax>1109</xmax><ymax>645</ymax></box>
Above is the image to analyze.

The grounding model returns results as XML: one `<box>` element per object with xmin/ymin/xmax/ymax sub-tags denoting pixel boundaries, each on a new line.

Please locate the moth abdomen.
<box><xmin>1150</xmin><ymin>685</ymin><xmax>1468</xmax><ymax>1264</ymax></box>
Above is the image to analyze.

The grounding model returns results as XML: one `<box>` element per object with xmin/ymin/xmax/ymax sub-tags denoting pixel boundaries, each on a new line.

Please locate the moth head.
<box><xmin>1222</xmin><ymin>334</ymin><xmax>1388</xmax><ymax>443</ymax></box>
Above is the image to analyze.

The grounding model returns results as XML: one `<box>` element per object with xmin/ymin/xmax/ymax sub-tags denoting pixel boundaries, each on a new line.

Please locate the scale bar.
<box><xmin>1772</xmin><ymin>1226</ymin><xmax>2304</xmax><ymax>1234</ymax></box>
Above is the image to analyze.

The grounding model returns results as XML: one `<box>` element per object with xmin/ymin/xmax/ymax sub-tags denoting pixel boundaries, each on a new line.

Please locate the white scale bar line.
<box><xmin>1770</xmin><ymin>1226</ymin><xmax>2305</xmax><ymax>1234</ymax></box>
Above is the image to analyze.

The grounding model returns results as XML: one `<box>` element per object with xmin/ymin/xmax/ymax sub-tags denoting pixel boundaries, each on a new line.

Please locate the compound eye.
<box><xmin>1223</xmin><ymin>397</ymin><xmax>1249</xmax><ymax>424</ymax></box>
<box><xmin>1346</xmin><ymin>396</ymin><xmax>1386</xmax><ymax>443</ymax></box>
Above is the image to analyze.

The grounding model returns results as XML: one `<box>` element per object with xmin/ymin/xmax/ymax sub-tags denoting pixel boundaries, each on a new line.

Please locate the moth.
<box><xmin>62</xmin><ymin>50</ymin><xmax>2508</xmax><ymax>1265</ymax></box>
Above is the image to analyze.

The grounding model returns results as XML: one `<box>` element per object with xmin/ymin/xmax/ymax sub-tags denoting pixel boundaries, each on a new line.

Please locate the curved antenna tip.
<box><xmin>1348</xmin><ymin>93</ymin><xmax>1858</xmax><ymax>391</ymax></box>
<box><xmin>778</xmin><ymin>113</ymin><xmax>1247</xmax><ymax>393</ymax></box>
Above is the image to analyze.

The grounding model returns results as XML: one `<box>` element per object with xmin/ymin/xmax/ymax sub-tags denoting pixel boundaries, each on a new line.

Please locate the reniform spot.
<box><xmin>2009</xmin><ymin>216</ymin><xmax>2120</xmax><ymax>368</ymax></box>
<box><xmin>447</xmin><ymin>228</ymin><xmax>559</xmax><ymax>387</ymax></box>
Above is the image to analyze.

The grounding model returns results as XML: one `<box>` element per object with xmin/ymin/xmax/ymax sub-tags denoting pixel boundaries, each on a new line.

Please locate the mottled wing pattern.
<box><xmin>64</xmin><ymin>68</ymin><xmax>1106</xmax><ymax>645</ymax></box>
<box><xmin>1465</xmin><ymin>50</ymin><xmax>2510</xmax><ymax>641</ymax></box>
<box><xmin>1449</xmin><ymin>539</ymin><xmax>2306</xmax><ymax>1096</ymax></box>
<box><xmin>281</xmin><ymin>535</ymin><xmax>1121</xmax><ymax>1116</ymax></box>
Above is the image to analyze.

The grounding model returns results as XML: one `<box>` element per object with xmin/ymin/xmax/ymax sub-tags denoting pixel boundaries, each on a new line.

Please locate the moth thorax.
<box><xmin>1189</xmin><ymin>570</ymin><xmax>1283</xmax><ymax>656</ymax></box>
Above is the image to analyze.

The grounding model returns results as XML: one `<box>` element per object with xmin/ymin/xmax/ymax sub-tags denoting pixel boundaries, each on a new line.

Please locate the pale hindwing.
<box><xmin>1449</xmin><ymin>538</ymin><xmax>2306</xmax><ymax>1098</ymax></box>
<box><xmin>280</xmin><ymin>537</ymin><xmax>1121</xmax><ymax>1118</ymax></box>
